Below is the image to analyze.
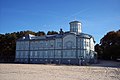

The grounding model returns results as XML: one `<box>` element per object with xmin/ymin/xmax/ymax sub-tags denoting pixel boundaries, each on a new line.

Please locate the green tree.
<box><xmin>96</xmin><ymin>30</ymin><xmax>120</xmax><ymax>60</ymax></box>
<box><xmin>47</xmin><ymin>31</ymin><xmax>58</xmax><ymax>35</ymax></box>
<box><xmin>35</xmin><ymin>31</ymin><xmax>45</xmax><ymax>36</ymax></box>
<box><xmin>0</xmin><ymin>30</ymin><xmax>40</xmax><ymax>62</ymax></box>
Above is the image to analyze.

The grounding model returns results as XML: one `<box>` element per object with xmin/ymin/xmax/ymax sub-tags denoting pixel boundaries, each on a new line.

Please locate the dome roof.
<box><xmin>69</xmin><ymin>21</ymin><xmax>81</xmax><ymax>24</ymax></box>
<box><xmin>78</xmin><ymin>33</ymin><xmax>92</xmax><ymax>38</ymax></box>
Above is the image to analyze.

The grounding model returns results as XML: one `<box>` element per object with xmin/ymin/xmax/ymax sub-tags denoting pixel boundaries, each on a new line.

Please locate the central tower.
<box><xmin>69</xmin><ymin>21</ymin><xmax>82</xmax><ymax>33</ymax></box>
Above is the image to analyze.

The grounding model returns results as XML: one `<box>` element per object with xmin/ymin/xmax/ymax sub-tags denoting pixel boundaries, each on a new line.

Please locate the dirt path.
<box><xmin>91</xmin><ymin>60</ymin><xmax>120</xmax><ymax>67</ymax></box>
<box><xmin>0</xmin><ymin>61</ymin><xmax>120</xmax><ymax>80</ymax></box>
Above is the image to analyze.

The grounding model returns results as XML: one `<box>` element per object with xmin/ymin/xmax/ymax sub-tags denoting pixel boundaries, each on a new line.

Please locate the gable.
<box><xmin>63</xmin><ymin>34</ymin><xmax>76</xmax><ymax>49</ymax></box>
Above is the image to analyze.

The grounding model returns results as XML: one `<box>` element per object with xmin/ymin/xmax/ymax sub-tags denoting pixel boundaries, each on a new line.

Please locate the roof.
<box><xmin>69</xmin><ymin>21</ymin><xmax>81</xmax><ymax>24</ymax></box>
<box><xmin>78</xmin><ymin>33</ymin><xmax>93</xmax><ymax>38</ymax></box>
<box><xmin>17</xmin><ymin>34</ymin><xmax>35</xmax><ymax>41</ymax></box>
<box><xmin>17</xmin><ymin>32</ymin><xmax>94</xmax><ymax>41</ymax></box>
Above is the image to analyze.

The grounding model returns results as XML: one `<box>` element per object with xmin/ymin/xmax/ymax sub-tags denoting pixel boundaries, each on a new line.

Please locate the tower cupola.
<box><xmin>69</xmin><ymin>21</ymin><xmax>82</xmax><ymax>33</ymax></box>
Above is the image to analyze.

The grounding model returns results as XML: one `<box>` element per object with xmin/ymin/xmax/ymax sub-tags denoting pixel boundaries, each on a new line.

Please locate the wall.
<box><xmin>15</xmin><ymin>34</ymin><xmax>96</xmax><ymax>65</ymax></box>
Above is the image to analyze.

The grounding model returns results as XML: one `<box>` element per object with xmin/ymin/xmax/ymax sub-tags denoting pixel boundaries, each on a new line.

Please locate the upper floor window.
<box><xmin>57</xmin><ymin>42</ymin><xmax>62</xmax><ymax>48</ymax></box>
<box><xmin>65</xmin><ymin>41</ymin><xmax>74</xmax><ymax>49</ymax></box>
<box><xmin>39</xmin><ymin>42</ymin><xmax>44</xmax><ymax>48</ymax></box>
<box><xmin>35</xmin><ymin>51</ymin><xmax>37</xmax><ymax>56</ymax></box>
<box><xmin>86</xmin><ymin>42</ymin><xmax>89</xmax><ymax>47</ymax></box>
<box><xmin>50</xmin><ymin>42</ymin><xmax>54</xmax><ymax>47</ymax></box>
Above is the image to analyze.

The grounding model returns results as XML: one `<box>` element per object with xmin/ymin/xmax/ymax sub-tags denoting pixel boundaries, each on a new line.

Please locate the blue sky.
<box><xmin>0</xmin><ymin>0</ymin><xmax>120</xmax><ymax>44</ymax></box>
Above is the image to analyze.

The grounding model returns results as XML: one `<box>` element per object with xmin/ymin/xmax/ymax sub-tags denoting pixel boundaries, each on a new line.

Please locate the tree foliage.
<box><xmin>1</xmin><ymin>29</ymin><xmax>120</xmax><ymax>62</ymax></box>
<box><xmin>0</xmin><ymin>30</ymin><xmax>57</xmax><ymax>62</ymax></box>
<box><xmin>35</xmin><ymin>31</ymin><xmax>45</xmax><ymax>36</ymax></box>
<box><xmin>95</xmin><ymin>30</ymin><xmax>120</xmax><ymax>60</ymax></box>
<box><xmin>47</xmin><ymin>31</ymin><xmax>58</xmax><ymax>35</ymax></box>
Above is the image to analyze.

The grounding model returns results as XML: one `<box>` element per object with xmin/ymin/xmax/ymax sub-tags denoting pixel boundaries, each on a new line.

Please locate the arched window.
<box><xmin>65</xmin><ymin>41</ymin><xmax>74</xmax><ymax>49</ymax></box>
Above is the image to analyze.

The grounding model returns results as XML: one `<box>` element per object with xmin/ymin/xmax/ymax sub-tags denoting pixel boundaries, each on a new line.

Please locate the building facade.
<box><xmin>15</xmin><ymin>21</ymin><xmax>97</xmax><ymax>65</ymax></box>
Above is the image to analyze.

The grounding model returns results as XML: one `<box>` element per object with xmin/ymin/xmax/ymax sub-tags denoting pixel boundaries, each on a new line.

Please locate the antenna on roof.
<box><xmin>74</xmin><ymin>17</ymin><xmax>77</xmax><ymax>21</ymax></box>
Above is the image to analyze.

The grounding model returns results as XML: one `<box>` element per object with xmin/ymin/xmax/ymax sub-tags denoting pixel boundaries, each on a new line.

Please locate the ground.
<box><xmin>0</xmin><ymin>60</ymin><xmax>120</xmax><ymax>80</ymax></box>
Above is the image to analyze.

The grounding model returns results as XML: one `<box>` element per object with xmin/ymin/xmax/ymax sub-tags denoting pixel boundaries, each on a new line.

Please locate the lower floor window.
<box><xmin>17</xmin><ymin>59</ymin><xmax>19</xmax><ymax>61</ymax></box>
<box><xmin>25</xmin><ymin>59</ymin><xmax>27</xmax><ymax>61</ymax></box>
<box><xmin>21</xmin><ymin>59</ymin><xmax>23</xmax><ymax>61</ymax></box>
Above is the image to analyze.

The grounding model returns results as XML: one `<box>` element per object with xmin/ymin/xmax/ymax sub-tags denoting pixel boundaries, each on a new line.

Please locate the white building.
<box><xmin>15</xmin><ymin>21</ymin><xmax>97</xmax><ymax>65</ymax></box>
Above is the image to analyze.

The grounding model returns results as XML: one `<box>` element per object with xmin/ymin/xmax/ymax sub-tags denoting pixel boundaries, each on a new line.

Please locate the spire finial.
<box><xmin>74</xmin><ymin>17</ymin><xmax>76</xmax><ymax>21</ymax></box>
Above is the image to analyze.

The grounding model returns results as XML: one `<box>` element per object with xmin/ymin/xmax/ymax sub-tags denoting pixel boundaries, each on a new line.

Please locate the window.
<box><xmin>83</xmin><ymin>39</ymin><xmax>86</xmax><ymax>49</ymax></box>
<box><xmin>81</xmin><ymin>50</ymin><xmax>84</xmax><ymax>57</ymax></box>
<box><xmin>86</xmin><ymin>42</ymin><xmax>89</xmax><ymax>47</ymax></box>
<box><xmin>44</xmin><ymin>41</ymin><xmax>48</xmax><ymax>48</ymax></box>
<box><xmin>75</xmin><ymin>24</ymin><xmax>77</xmax><ymax>27</ymax></box>
<box><xmin>63</xmin><ymin>50</ymin><xmax>69</xmax><ymax>58</ymax></box>
<box><xmin>25</xmin><ymin>51</ymin><xmax>28</xmax><ymax>58</ymax></box>
<box><xmin>71</xmin><ymin>50</ymin><xmax>76</xmax><ymax>58</ymax></box>
<box><xmin>44</xmin><ymin>51</ymin><xmax>48</xmax><ymax>58</ymax></box>
<box><xmin>25</xmin><ymin>59</ymin><xmax>27</xmax><ymax>61</ymax></box>
<box><xmin>39</xmin><ymin>41</ymin><xmax>44</xmax><ymax>48</ymax></box>
<box><xmin>55</xmin><ymin>51</ymin><xmax>61</xmax><ymax>58</ymax></box>
<box><xmin>30</xmin><ymin>51</ymin><xmax>34</xmax><ymax>58</ymax></box>
<box><xmin>63</xmin><ymin>50</ymin><xmax>76</xmax><ymax>58</ymax></box>
<box><xmin>21</xmin><ymin>59</ymin><xmax>23</xmax><ymax>62</ymax></box>
<box><xmin>79</xmin><ymin>39</ymin><xmax>81</xmax><ymax>48</ymax></box>
<box><xmin>39</xmin><ymin>51</ymin><xmax>43</xmax><ymax>58</ymax></box>
<box><xmin>35</xmin><ymin>51</ymin><xmax>37</xmax><ymax>56</ymax></box>
<box><xmin>50</xmin><ymin>42</ymin><xmax>54</xmax><ymax>47</ymax></box>
<box><xmin>65</xmin><ymin>41</ymin><xmax>73</xmax><ymax>49</ymax></box>
<box><xmin>17</xmin><ymin>59</ymin><xmax>19</xmax><ymax>61</ymax></box>
<box><xmin>49</xmin><ymin>51</ymin><xmax>54</xmax><ymax>58</ymax></box>
<box><xmin>16</xmin><ymin>52</ymin><xmax>19</xmax><ymax>58</ymax></box>
<box><xmin>75</xmin><ymin>27</ymin><xmax>78</xmax><ymax>32</ymax></box>
<box><xmin>21</xmin><ymin>52</ymin><xmax>24</xmax><ymax>58</ymax></box>
<box><xmin>64</xmin><ymin>51</ymin><xmax>67</xmax><ymax>57</ymax></box>
<box><xmin>57</xmin><ymin>42</ymin><xmax>62</xmax><ymax>48</ymax></box>
<box><xmin>73</xmin><ymin>27</ymin><xmax>75</xmax><ymax>32</ymax></box>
